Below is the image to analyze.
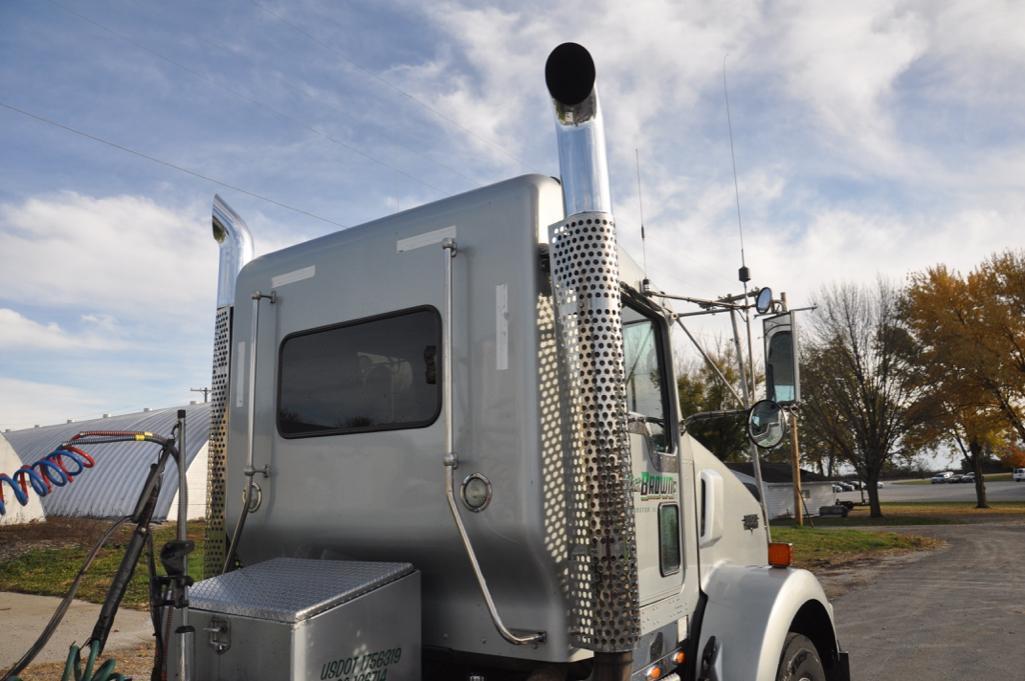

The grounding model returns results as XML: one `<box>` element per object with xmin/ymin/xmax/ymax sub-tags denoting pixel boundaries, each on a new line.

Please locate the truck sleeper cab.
<box><xmin>218</xmin><ymin>173</ymin><xmax>845</xmax><ymax>681</ymax></box>
<box><xmin>198</xmin><ymin>41</ymin><xmax>847</xmax><ymax>681</ymax></box>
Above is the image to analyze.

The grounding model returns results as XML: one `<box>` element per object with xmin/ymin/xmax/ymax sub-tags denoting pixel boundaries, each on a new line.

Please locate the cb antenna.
<box><xmin>723</xmin><ymin>56</ymin><xmax>756</xmax><ymax>395</ymax></box>
<box><xmin>635</xmin><ymin>147</ymin><xmax>650</xmax><ymax>291</ymax></box>
<box><xmin>723</xmin><ymin>56</ymin><xmax>749</xmax><ymax>285</ymax></box>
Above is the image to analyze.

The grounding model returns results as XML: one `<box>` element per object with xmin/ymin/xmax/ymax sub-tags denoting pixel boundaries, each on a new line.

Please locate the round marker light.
<box><xmin>645</xmin><ymin>664</ymin><xmax>662</xmax><ymax>680</ymax></box>
<box><xmin>461</xmin><ymin>473</ymin><xmax>492</xmax><ymax>512</ymax></box>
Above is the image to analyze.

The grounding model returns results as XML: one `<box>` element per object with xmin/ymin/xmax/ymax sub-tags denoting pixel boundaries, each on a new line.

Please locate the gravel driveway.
<box><xmin>832</xmin><ymin>520</ymin><xmax>1025</xmax><ymax>680</ymax></box>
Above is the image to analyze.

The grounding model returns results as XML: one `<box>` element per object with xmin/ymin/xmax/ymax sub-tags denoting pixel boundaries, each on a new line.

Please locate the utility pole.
<box><xmin>190</xmin><ymin>387</ymin><xmax>210</xmax><ymax>403</ymax></box>
<box><xmin>781</xmin><ymin>292</ymin><xmax>804</xmax><ymax>527</ymax></box>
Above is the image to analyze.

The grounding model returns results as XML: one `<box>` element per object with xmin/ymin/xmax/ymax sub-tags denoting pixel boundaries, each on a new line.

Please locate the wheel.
<box><xmin>776</xmin><ymin>632</ymin><xmax>825</xmax><ymax>681</ymax></box>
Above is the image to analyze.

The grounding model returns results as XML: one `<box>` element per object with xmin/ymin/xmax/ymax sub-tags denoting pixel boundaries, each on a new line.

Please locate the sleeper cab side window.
<box><xmin>277</xmin><ymin>307</ymin><xmax>441</xmax><ymax>438</ymax></box>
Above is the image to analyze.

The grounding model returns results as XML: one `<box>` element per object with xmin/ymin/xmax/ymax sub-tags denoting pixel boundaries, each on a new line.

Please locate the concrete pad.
<box><xmin>0</xmin><ymin>592</ymin><xmax>153</xmax><ymax>668</ymax></box>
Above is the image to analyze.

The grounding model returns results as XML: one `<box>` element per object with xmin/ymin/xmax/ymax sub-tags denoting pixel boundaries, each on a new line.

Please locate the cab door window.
<box><xmin>622</xmin><ymin>303</ymin><xmax>671</xmax><ymax>451</ymax></box>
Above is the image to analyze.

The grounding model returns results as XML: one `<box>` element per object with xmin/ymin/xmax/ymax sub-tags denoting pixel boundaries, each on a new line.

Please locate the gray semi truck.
<box><xmin>182</xmin><ymin>43</ymin><xmax>850</xmax><ymax>681</ymax></box>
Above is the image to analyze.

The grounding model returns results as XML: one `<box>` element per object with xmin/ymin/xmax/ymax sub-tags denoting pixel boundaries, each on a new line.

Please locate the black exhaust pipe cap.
<box><xmin>545</xmin><ymin>42</ymin><xmax>596</xmax><ymax>106</ymax></box>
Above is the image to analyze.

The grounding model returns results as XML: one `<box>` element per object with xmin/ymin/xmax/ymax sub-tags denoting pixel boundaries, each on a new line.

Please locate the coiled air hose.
<box><xmin>0</xmin><ymin>446</ymin><xmax>95</xmax><ymax>515</ymax></box>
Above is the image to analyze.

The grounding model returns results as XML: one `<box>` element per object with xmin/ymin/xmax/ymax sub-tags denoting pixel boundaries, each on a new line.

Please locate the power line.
<box><xmin>50</xmin><ymin>0</ymin><xmax>470</xmax><ymax>193</ymax></box>
<box><xmin>247</xmin><ymin>0</ymin><xmax>529</xmax><ymax>169</ymax></box>
<box><xmin>0</xmin><ymin>100</ymin><xmax>349</xmax><ymax>230</ymax></box>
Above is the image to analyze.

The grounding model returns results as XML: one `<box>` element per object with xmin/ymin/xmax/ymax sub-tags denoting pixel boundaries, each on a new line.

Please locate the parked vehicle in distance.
<box><xmin>840</xmin><ymin>481</ymin><xmax>855</xmax><ymax>491</ymax></box>
<box><xmin>832</xmin><ymin>483</ymin><xmax>844</xmax><ymax>492</ymax></box>
<box><xmin>876</xmin><ymin>481</ymin><xmax>886</xmax><ymax>488</ymax></box>
<box><xmin>948</xmin><ymin>474</ymin><xmax>963</xmax><ymax>483</ymax></box>
<box><xmin>959</xmin><ymin>472</ymin><xmax>975</xmax><ymax>483</ymax></box>
<box><xmin>932</xmin><ymin>471</ymin><xmax>955</xmax><ymax>484</ymax></box>
<box><xmin>1014</xmin><ymin>468</ymin><xmax>1025</xmax><ymax>482</ymax></box>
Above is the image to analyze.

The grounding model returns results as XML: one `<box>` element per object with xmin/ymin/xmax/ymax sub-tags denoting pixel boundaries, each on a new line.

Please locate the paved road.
<box><xmin>833</xmin><ymin>521</ymin><xmax>1025</xmax><ymax>680</ymax></box>
<box><xmin>0</xmin><ymin>592</ymin><xmax>152</xmax><ymax>669</ymax></box>
<box><xmin>836</xmin><ymin>479</ymin><xmax>1025</xmax><ymax>503</ymax></box>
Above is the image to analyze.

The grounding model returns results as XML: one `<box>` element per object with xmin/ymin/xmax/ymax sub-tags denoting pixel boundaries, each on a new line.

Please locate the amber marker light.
<box><xmin>768</xmin><ymin>542</ymin><xmax>793</xmax><ymax>568</ymax></box>
<box><xmin>645</xmin><ymin>665</ymin><xmax>663</xmax><ymax>680</ymax></box>
<box><xmin>672</xmin><ymin>649</ymin><xmax>686</xmax><ymax>665</ymax></box>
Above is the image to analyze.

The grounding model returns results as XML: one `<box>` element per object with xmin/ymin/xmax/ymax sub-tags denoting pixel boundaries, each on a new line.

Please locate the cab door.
<box><xmin>622</xmin><ymin>297</ymin><xmax>684</xmax><ymax>606</ymax></box>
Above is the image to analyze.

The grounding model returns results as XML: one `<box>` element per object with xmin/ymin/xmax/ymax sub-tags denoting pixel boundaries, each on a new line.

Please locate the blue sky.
<box><xmin>2</xmin><ymin>0</ymin><xmax>1024</xmax><ymax>442</ymax></box>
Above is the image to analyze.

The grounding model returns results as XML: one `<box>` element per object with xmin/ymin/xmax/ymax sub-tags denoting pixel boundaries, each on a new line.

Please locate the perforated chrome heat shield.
<box><xmin>203</xmin><ymin>306</ymin><xmax>231</xmax><ymax>578</ymax></box>
<box><xmin>549</xmin><ymin>212</ymin><xmax>640</xmax><ymax>653</ymax></box>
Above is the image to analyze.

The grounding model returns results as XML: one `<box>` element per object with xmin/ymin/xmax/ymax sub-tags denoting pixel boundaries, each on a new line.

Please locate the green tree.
<box><xmin>676</xmin><ymin>346</ymin><xmax>749</xmax><ymax>462</ymax></box>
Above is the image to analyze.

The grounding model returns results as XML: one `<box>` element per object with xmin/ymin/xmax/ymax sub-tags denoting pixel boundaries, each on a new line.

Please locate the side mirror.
<box><xmin>747</xmin><ymin>399</ymin><xmax>787</xmax><ymax>449</ymax></box>
<box><xmin>763</xmin><ymin>311</ymin><xmax>800</xmax><ymax>405</ymax></box>
<box><xmin>755</xmin><ymin>287</ymin><xmax>774</xmax><ymax>314</ymax></box>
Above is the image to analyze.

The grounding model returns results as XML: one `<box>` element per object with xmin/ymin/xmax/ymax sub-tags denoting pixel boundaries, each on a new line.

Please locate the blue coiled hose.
<box><xmin>0</xmin><ymin>447</ymin><xmax>94</xmax><ymax>515</ymax></box>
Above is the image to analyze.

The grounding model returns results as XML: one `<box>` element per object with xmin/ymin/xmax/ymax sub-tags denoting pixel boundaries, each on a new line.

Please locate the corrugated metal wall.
<box><xmin>1</xmin><ymin>432</ymin><xmax>46</xmax><ymax>524</ymax></box>
<box><xmin>764</xmin><ymin>482</ymin><xmax>834</xmax><ymax>520</ymax></box>
<box><xmin>729</xmin><ymin>469</ymin><xmax>835</xmax><ymax>519</ymax></box>
<box><xmin>3</xmin><ymin>404</ymin><xmax>209</xmax><ymax>520</ymax></box>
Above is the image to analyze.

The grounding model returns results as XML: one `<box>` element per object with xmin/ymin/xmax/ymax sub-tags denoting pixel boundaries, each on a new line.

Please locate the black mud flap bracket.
<box><xmin>829</xmin><ymin>650</ymin><xmax>851</xmax><ymax>681</ymax></box>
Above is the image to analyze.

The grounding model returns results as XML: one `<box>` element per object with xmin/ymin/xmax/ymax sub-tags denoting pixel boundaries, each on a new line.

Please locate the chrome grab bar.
<box><xmin>440</xmin><ymin>238</ymin><xmax>545</xmax><ymax>646</ymax></box>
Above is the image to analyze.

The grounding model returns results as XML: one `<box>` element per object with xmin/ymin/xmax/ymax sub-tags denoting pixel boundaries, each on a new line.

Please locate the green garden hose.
<box><xmin>60</xmin><ymin>641</ymin><xmax>127</xmax><ymax>681</ymax></box>
<box><xmin>5</xmin><ymin>641</ymin><xmax>127</xmax><ymax>681</ymax></box>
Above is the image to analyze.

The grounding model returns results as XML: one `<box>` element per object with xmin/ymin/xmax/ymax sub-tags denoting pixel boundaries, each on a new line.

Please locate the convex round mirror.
<box><xmin>755</xmin><ymin>287</ymin><xmax>774</xmax><ymax>315</ymax></box>
<box><xmin>747</xmin><ymin>399</ymin><xmax>787</xmax><ymax>449</ymax></box>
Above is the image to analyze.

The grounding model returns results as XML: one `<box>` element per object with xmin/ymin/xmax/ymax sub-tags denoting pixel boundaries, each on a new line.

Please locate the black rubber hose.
<box><xmin>0</xmin><ymin>517</ymin><xmax>130</xmax><ymax>681</ymax></box>
<box><xmin>145</xmin><ymin>532</ymin><xmax>165</xmax><ymax>681</ymax></box>
<box><xmin>88</xmin><ymin>448</ymin><xmax>171</xmax><ymax>652</ymax></box>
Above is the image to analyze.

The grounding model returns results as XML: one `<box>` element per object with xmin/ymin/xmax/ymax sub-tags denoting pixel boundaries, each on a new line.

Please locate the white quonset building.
<box><xmin>2</xmin><ymin>403</ymin><xmax>210</xmax><ymax>521</ymax></box>
<box><xmin>727</xmin><ymin>462</ymin><xmax>836</xmax><ymax>520</ymax></box>
<box><xmin>0</xmin><ymin>431</ymin><xmax>46</xmax><ymax>525</ymax></box>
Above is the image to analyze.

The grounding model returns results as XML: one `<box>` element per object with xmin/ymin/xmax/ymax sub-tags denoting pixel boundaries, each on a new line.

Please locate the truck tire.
<box><xmin>776</xmin><ymin>632</ymin><xmax>825</xmax><ymax>681</ymax></box>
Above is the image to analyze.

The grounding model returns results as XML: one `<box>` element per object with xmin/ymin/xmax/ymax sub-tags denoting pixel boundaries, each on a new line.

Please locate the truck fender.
<box><xmin>696</xmin><ymin>564</ymin><xmax>842</xmax><ymax>681</ymax></box>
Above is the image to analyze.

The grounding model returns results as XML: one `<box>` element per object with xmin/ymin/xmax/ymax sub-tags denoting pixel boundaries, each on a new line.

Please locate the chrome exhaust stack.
<box><xmin>212</xmin><ymin>195</ymin><xmax>255</xmax><ymax>308</ymax></box>
<box><xmin>545</xmin><ymin>43</ymin><xmax>640</xmax><ymax>669</ymax></box>
<box><xmin>545</xmin><ymin>42</ymin><xmax>612</xmax><ymax>217</ymax></box>
<box><xmin>203</xmin><ymin>195</ymin><xmax>254</xmax><ymax>578</ymax></box>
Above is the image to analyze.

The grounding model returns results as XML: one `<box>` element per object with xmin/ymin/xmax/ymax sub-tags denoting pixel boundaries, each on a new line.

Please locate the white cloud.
<box><xmin>402</xmin><ymin>0</ymin><xmax>1025</xmax><ymax>188</ymax></box>
<box><xmin>0</xmin><ymin>192</ymin><xmax>216</xmax><ymax>320</ymax></box>
<box><xmin>0</xmin><ymin>377</ymin><xmax>107</xmax><ymax>431</ymax></box>
<box><xmin>0</xmin><ymin>308</ymin><xmax>127</xmax><ymax>350</ymax></box>
<box><xmin>766</xmin><ymin>2</ymin><xmax>928</xmax><ymax>163</ymax></box>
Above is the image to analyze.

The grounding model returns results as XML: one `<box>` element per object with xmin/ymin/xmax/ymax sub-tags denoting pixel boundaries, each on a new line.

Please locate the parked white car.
<box><xmin>1013</xmin><ymin>468</ymin><xmax>1025</xmax><ymax>482</ymax></box>
<box><xmin>931</xmin><ymin>471</ymin><xmax>955</xmax><ymax>484</ymax></box>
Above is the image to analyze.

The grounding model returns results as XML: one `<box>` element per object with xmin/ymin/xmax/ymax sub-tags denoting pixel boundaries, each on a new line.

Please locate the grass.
<box><xmin>880</xmin><ymin>501</ymin><xmax>1025</xmax><ymax>516</ymax></box>
<box><xmin>773</xmin><ymin>526</ymin><xmax>941</xmax><ymax>569</ymax></box>
<box><xmin>0</xmin><ymin>519</ymin><xmax>205</xmax><ymax>609</ymax></box>
<box><xmin>5</xmin><ymin>500</ymin><xmax>1022</xmax><ymax>607</ymax></box>
<box><xmin>772</xmin><ymin>500</ymin><xmax>1025</xmax><ymax>528</ymax></box>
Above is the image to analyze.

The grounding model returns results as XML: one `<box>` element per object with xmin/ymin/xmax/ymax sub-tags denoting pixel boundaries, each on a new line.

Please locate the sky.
<box><xmin>1</xmin><ymin>0</ymin><xmax>1024</xmax><ymax>438</ymax></box>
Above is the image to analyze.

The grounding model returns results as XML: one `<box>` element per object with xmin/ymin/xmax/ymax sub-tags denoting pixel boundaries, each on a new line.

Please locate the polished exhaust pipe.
<box><xmin>212</xmin><ymin>195</ymin><xmax>254</xmax><ymax>308</ymax></box>
<box><xmin>545</xmin><ymin>42</ymin><xmax>612</xmax><ymax>217</ymax></box>
<box><xmin>204</xmin><ymin>195</ymin><xmax>254</xmax><ymax>578</ymax></box>
<box><xmin>544</xmin><ymin>43</ymin><xmax>640</xmax><ymax>665</ymax></box>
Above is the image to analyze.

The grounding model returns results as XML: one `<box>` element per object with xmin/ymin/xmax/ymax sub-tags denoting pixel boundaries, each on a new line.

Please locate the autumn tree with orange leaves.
<box><xmin>902</xmin><ymin>250</ymin><xmax>1025</xmax><ymax>508</ymax></box>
